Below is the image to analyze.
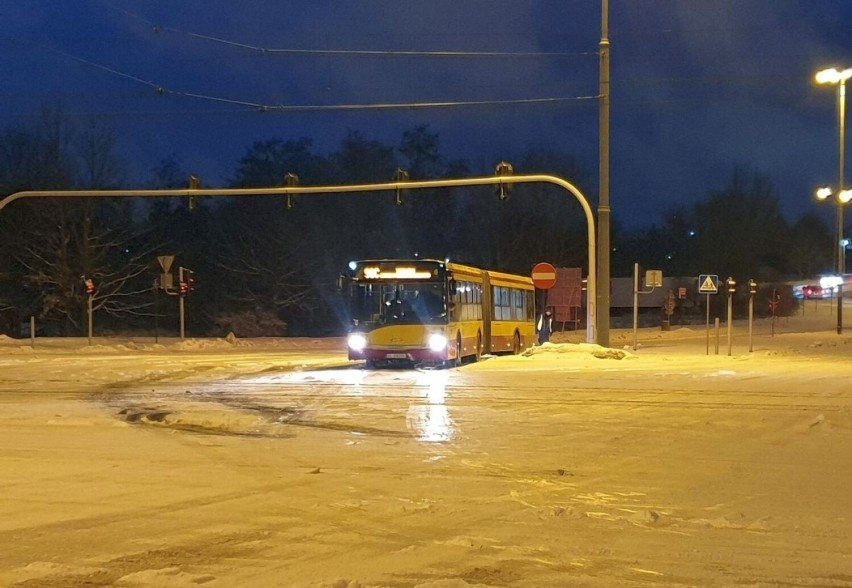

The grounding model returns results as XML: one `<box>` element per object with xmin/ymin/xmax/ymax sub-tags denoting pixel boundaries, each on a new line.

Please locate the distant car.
<box><xmin>802</xmin><ymin>284</ymin><xmax>826</xmax><ymax>299</ymax></box>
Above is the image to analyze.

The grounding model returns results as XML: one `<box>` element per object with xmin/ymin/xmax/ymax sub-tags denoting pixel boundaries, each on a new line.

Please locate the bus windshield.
<box><xmin>350</xmin><ymin>281</ymin><xmax>447</xmax><ymax>326</ymax></box>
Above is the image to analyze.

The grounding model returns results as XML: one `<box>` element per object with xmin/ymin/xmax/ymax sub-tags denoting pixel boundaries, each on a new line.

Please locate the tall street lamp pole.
<box><xmin>815</xmin><ymin>67</ymin><xmax>852</xmax><ymax>335</ymax></box>
<box><xmin>597</xmin><ymin>0</ymin><xmax>611</xmax><ymax>347</ymax></box>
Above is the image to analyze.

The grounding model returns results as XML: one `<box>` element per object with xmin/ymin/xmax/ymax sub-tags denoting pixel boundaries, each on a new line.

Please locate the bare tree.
<box><xmin>1</xmin><ymin>106</ymin><xmax>164</xmax><ymax>334</ymax></box>
<box><xmin>207</xmin><ymin>214</ymin><xmax>314</xmax><ymax>336</ymax></box>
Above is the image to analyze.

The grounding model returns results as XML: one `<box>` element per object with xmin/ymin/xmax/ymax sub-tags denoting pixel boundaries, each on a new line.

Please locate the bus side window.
<box><xmin>512</xmin><ymin>289</ymin><xmax>524</xmax><ymax>320</ymax></box>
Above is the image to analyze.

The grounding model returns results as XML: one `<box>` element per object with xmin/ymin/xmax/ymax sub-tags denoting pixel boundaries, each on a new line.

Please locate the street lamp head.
<box><xmin>815</xmin><ymin>67</ymin><xmax>852</xmax><ymax>85</ymax></box>
<box><xmin>816</xmin><ymin>186</ymin><xmax>833</xmax><ymax>201</ymax></box>
<box><xmin>815</xmin><ymin>187</ymin><xmax>852</xmax><ymax>204</ymax></box>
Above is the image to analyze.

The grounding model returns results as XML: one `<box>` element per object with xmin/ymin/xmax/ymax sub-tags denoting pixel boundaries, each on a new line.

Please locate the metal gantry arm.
<box><xmin>0</xmin><ymin>173</ymin><xmax>599</xmax><ymax>344</ymax></box>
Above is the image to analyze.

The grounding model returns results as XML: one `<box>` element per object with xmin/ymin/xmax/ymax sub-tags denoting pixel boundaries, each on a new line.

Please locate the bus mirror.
<box><xmin>337</xmin><ymin>275</ymin><xmax>348</xmax><ymax>290</ymax></box>
<box><xmin>449</xmin><ymin>279</ymin><xmax>457</xmax><ymax>296</ymax></box>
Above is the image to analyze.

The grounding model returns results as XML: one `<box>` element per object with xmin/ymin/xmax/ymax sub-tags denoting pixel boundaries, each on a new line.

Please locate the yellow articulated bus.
<box><xmin>339</xmin><ymin>259</ymin><xmax>536</xmax><ymax>367</ymax></box>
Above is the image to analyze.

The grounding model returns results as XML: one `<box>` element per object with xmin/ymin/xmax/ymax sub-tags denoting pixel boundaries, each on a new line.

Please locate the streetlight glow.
<box><xmin>815</xmin><ymin>68</ymin><xmax>852</xmax><ymax>85</ymax></box>
<box><xmin>840</xmin><ymin>190</ymin><xmax>852</xmax><ymax>204</ymax></box>
<box><xmin>816</xmin><ymin>186</ymin><xmax>833</xmax><ymax>200</ymax></box>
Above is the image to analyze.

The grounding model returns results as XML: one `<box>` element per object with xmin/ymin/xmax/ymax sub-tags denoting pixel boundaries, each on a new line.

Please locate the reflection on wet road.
<box><xmin>407</xmin><ymin>370</ymin><xmax>452</xmax><ymax>442</ymax></box>
<box><xmin>111</xmin><ymin>365</ymin><xmax>458</xmax><ymax>443</ymax></box>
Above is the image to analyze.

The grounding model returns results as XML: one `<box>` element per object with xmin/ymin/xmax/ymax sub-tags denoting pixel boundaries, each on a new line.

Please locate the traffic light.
<box><xmin>178</xmin><ymin>266</ymin><xmax>195</xmax><ymax>296</ymax></box>
<box><xmin>82</xmin><ymin>277</ymin><xmax>96</xmax><ymax>295</ymax></box>
<box><xmin>393</xmin><ymin>168</ymin><xmax>409</xmax><ymax>205</ymax></box>
<box><xmin>726</xmin><ymin>276</ymin><xmax>736</xmax><ymax>294</ymax></box>
<box><xmin>748</xmin><ymin>279</ymin><xmax>758</xmax><ymax>296</ymax></box>
<box><xmin>284</xmin><ymin>172</ymin><xmax>299</xmax><ymax>209</ymax></box>
<box><xmin>495</xmin><ymin>161</ymin><xmax>514</xmax><ymax>200</ymax></box>
<box><xmin>188</xmin><ymin>175</ymin><xmax>201</xmax><ymax>211</ymax></box>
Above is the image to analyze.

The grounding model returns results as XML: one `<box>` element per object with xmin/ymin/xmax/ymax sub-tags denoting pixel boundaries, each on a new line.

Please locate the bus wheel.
<box><xmin>474</xmin><ymin>332</ymin><xmax>483</xmax><ymax>362</ymax></box>
<box><xmin>512</xmin><ymin>331</ymin><xmax>522</xmax><ymax>355</ymax></box>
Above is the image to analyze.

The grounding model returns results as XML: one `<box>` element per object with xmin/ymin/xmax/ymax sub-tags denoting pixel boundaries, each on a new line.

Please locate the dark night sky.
<box><xmin>2</xmin><ymin>1</ymin><xmax>851</xmax><ymax>229</ymax></box>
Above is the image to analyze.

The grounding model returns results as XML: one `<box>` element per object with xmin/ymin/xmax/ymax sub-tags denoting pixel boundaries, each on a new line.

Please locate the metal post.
<box><xmin>727</xmin><ymin>291</ymin><xmax>733</xmax><ymax>356</ymax></box>
<box><xmin>30</xmin><ymin>315</ymin><xmax>35</xmax><ymax>348</ymax></box>
<box><xmin>596</xmin><ymin>0</ymin><xmax>611</xmax><ymax>347</ymax></box>
<box><xmin>748</xmin><ymin>292</ymin><xmax>754</xmax><ymax>353</ymax></box>
<box><xmin>87</xmin><ymin>294</ymin><xmax>93</xmax><ymax>345</ymax></box>
<box><xmin>179</xmin><ymin>296</ymin><xmax>185</xmax><ymax>340</ymax></box>
<box><xmin>837</xmin><ymin>78</ymin><xmax>846</xmax><ymax>335</ymax></box>
<box><xmin>705</xmin><ymin>294</ymin><xmax>710</xmax><ymax>356</ymax></box>
<box><xmin>178</xmin><ymin>266</ymin><xmax>186</xmax><ymax>339</ymax></box>
<box><xmin>632</xmin><ymin>262</ymin><xmax>639</xmax><ymax>351</ymax></box>
<box><xmin>154</xmin><ymin>279</ymin><xmax>160</xmax><ymax>344</ymax></box>
<box><xmin>771</xmin><ymin>288</ymin><xmax>778</xmax><ymax>337</ymax></box>
<box><xmin>714</xmin><ymin>317</ymin><xmax>720</xmax><ymax>355</ymax></box>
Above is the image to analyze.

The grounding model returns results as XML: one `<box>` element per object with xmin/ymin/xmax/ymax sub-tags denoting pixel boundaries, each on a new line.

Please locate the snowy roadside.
<box><xmin>1</xmin><ymin>304</ymin><xmax>850</xmax><ymax>392</ymax></box>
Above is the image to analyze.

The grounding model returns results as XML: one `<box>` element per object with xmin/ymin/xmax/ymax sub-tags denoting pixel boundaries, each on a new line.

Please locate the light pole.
<box><xmin>597</xmin><ymin>0</ymin><xmax>611</xmax><ymax>347</ymax></box>
<box><xmin>815</xmin><ymin>67</ymin><xmax>852</xmax><ymax>334</ymax></box>
<box><xmin>816</xmin><ymin>186</ymin><xmax>852</xmax><ymax>268</ymax></box>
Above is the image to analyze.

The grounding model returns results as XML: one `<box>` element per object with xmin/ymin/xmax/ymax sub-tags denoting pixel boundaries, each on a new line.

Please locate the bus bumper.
<box><xmin>349</xmin><ymin>347</ymin><xmax>454</xmax><ymax>364</ymax></box>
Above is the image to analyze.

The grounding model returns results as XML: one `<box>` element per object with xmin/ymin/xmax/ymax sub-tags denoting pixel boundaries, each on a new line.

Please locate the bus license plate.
<box><xmin>386</xmin><ymin>353</ymin><xmax>408</xmax><ymax>359</ymax></box>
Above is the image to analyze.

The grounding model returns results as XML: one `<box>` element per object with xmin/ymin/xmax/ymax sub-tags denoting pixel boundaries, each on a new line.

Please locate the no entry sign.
<box><xmin>531</xmin><ymin>262</ymin><xmax>558</xmax><ymax>289</ymax></box>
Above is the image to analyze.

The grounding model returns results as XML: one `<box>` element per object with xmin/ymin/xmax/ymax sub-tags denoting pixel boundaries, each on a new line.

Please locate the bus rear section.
<box><xmin>483</xmin><ymin>269</ymin><xmax>536</xmax><ymax>355</ymax></box>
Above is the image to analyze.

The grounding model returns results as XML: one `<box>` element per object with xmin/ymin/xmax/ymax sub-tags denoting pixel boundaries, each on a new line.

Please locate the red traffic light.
<box><xmin>83</xmin><ymin>277</ymin><xmax>96</xmax><ymax>294</ymax></box>
<box><xmin>178</xmin><ymin>267</ymin><xmax>195</xmax><ymax>295</ymax></box>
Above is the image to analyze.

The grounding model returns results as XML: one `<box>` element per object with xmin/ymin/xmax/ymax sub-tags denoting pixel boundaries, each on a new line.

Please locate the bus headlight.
<box><xmin>348</xmin><ymin>333</ymin><xmax>367</xmax><ymax>351</ymax></box>
<box><xmin>428</xmin><ymin>333</ymin><xmax>448</xmax><ymax>352</ymax></box>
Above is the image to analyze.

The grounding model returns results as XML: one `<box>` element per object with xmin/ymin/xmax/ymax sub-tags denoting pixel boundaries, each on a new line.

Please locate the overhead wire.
<box><xmin>44</xmin><ymin>43</ymin><xmax>600</xmax><ymax>113</ymax></box>
<box><xmin>5</xmin><ymin>5</ymin><xmax>829</xmax><ymax>119</ymax></box>
<box><xmin>112</xmin><ymin>6</ymin><xmax>597</xmax><ymax>59</ymax></box>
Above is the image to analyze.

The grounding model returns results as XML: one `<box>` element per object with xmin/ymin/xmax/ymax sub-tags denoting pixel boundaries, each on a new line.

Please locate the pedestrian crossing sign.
<box><xmin>698</xmin><ymin>274</ymin><xmax>719</xmax><ymax>294</ymax></box>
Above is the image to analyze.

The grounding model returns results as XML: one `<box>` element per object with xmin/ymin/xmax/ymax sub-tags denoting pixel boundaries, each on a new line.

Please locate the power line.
<box><xmin>49</xmin><ymin>46</ymin><xmax>599</xmax><ymax>112</ymax></box>
<box><xmin>112</xmin><ymin>7</ymin><xmax>596</xmax><ymax>59</ymax></box>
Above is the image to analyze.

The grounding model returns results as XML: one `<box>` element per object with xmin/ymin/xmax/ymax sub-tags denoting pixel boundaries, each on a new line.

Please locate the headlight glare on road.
<box><xmin>348</xmin><ymin>333</ymin><xmax>367</xmax><ymax>351</ymax></box>
<box><xmin>428</xmin><ymin>333</ymin><xmax>448</xmax><ymax>352</ymax></box>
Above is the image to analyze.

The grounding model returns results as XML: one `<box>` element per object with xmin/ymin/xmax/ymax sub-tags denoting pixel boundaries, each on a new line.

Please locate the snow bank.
<box><xmin>522</xmin><ymin>342</ymin><xmax>634</xmax><ymax>360</ymax></box>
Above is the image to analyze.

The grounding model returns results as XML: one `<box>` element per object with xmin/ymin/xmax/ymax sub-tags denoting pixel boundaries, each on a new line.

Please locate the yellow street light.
<box><xmin>815</xmin><ymin>67</ymin><xmax>852</xmax><ymax>85</ymax></box>
<box><xmin>816</xmin><ymin>186</ymin><xmax>833</xmax><ymax>200</ymax></box>
<box><xmin>815</xmin><ymin>66</ymin><xmax>852</xmax><ymax>334</ymax></box>
<box><xmin>815</xmin><ymin>186</ymin><xmax>852</xmax><ymax>203</ymax></box>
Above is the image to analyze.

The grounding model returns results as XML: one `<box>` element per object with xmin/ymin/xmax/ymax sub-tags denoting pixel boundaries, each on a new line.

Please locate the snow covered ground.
<box><xmin>0</xmin><ymin>302</ymin><xmax>850</xmax><ymax>587</ymax></box>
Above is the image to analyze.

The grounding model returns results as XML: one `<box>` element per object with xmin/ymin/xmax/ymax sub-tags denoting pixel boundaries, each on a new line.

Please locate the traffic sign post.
<box><xmin>631</xmin><ymin>262</ymin><xmax>664</xmax><ymax>350</ymax></box>
<box><xmin>748</xmin><ymin>279</ymin><xmax>758</xmax><ymax>352</ymax></box>
<box><xmin>726</xmin><ymin>277</ymin><xmax>736</xmax><ymax>356</ymax></box>
<box><xmin>81</xmin><ymin>276</ymin><xmax>96</xmax><ymax>345</ymax></box>
<box><xmin>698</xmin><ymin>274</ymin><xmax>720</xmax><ymax>355</ymax></box>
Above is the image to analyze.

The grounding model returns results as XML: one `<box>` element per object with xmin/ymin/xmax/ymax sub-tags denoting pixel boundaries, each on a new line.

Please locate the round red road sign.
<box><xmin>531</xmin><ymin>262</ymin><xmax>558</xmax><ymax>289</ymax></box>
